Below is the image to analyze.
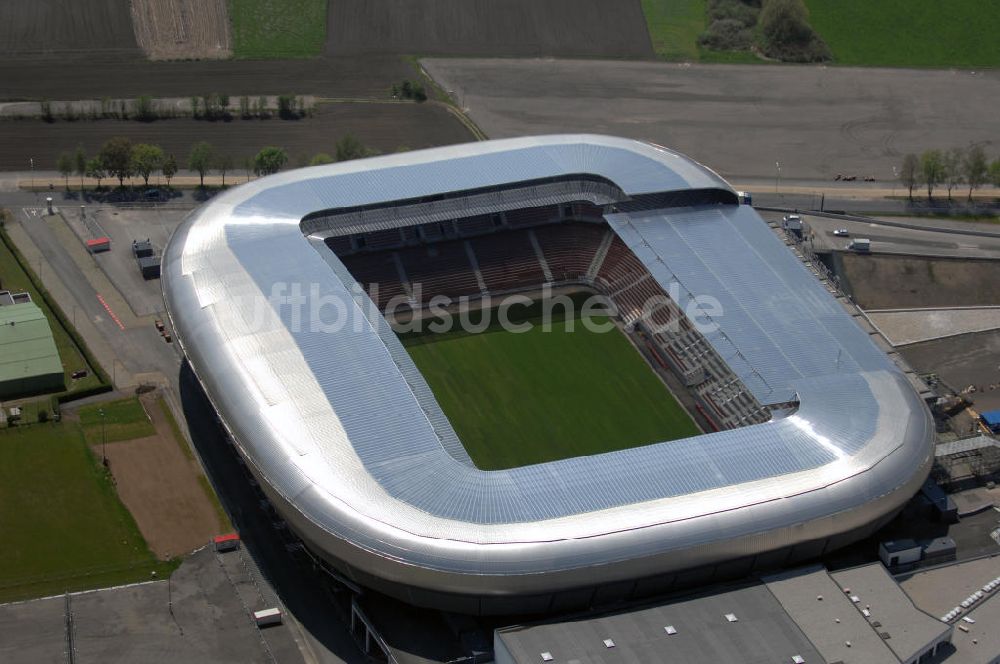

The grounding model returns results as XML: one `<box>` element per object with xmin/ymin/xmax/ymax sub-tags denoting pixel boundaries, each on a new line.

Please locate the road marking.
<box><xmin>96</xmin><ymin>294</ymin><xmax>126</xmax><ymax>330</ymax></box>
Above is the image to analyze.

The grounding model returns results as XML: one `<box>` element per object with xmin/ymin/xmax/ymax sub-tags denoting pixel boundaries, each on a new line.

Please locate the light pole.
<box><xmin>29</xmin><ymin>157</ymin><xmax>34</xmax><ymax>191</ymax></box>
<box><xmin>775</xmin><ymin>161</ymin><xmax>781</xmax><ymax>195</ymax></box>
<box><xmin>892</xmin><ymin>166</ymin><xmax>898</xmax><ymax>198</ymax></box>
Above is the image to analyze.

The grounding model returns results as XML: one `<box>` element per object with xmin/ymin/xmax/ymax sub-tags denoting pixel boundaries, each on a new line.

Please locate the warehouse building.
<box><xmin>0</xmin><ymin>301</ymin><xmax>64</xmax><ymax>398</ymax></box>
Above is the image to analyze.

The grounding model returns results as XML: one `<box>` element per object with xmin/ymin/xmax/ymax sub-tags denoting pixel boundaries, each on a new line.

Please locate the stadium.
<box><xmin>162</xmin><ymin>135</ymin><xmax>934</xmax><ymax>615</ymax></box>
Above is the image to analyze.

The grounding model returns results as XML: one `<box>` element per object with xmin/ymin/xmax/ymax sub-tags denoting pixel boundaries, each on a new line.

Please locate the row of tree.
<box><xmin>56</xmin><ymin>134</ymin><xmax>377</xmax><ymax>189</ymax></box>
<box><xmin>898</xmin><ymin>146</ymin><xmax>1000</xmax><ymax>201</ymax></box>
<box><xmin>36</xmin><ymin>94</ymin><xmax>311</xmax><ymax>123</ymax></box>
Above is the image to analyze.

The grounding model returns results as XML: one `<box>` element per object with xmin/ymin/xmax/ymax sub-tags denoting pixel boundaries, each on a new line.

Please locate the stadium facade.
<box><xmin>162</xmin><ymin>135</ymin><xmax>934</xmax><ymax>614</ymax></box>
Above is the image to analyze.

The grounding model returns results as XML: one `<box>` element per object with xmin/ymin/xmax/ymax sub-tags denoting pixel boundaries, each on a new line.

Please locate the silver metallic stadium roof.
<box><xmin>162</xmin><ymin>135</ymin><xmax>933</xmax><ymax>601</ymax></box>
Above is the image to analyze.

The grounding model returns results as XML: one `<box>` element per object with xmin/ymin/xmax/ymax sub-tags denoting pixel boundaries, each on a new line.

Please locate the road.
<box><xmin>789</xmin><ymin>212</ymin><xmax>1000</xmax><ymax>258</ymax></box>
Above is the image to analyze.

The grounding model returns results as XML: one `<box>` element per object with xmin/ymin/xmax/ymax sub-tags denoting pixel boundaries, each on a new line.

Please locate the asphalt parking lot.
<box><xmin>59</xmin><ymin>204</ymin><xmax>186</xmax><ymax>318</ymax></box>
<box><xmin>424</xmin><ymin>58</ymin><xmax>1000</xmax><ymax>182</ymax></box>
<box><xmin>0</xmin><ymin>546</ymin><xmax>303</xmax><ymax>664</ymax></box>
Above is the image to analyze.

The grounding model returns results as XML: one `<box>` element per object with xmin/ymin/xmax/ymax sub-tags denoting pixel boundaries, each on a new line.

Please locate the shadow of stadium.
<box><xmin>178</xmin><ymin>360</ymin><xmax>366</xmax><ymax>664</ymax></box>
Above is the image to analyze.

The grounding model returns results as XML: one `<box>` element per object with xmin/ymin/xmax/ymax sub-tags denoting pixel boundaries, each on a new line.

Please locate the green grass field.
<box><xmin>229</xmin><ymin>0</ymin><xmax>327</xmax><ymax>58</ymax></box>
<box><xmin>403</xmin><ymin>306</ymin><xmax>699</xmax><ymax>470</ymax></box>
<box><xmin>0</xmin><ymin>232</ymin><xmax>102</xmax><ymax>396</ymax></box>
<box><xmin>640</xmin><ymin>0</ymin><xmax>706</xmax><ymax>60</ymax></box>
<box><xmin>0</xmin><ymin>423</ymin><xmax>175</xmax><ymax>603</ymax></box>
<box><xmin>78</xmin><ymin>397</ymin><xmax>154</xmax><ymax>445</ymax></box>
<box><xmin>805</xmin><ymin>0</ymin><xmax>1000</xmax><ymax>68</ymax></box>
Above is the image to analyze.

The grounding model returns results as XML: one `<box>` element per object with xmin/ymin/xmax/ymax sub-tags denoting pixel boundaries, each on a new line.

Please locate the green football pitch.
<box><xmin>402</xmin><ymin>305</ymin><xmax>700</xmax><ymax>470</ymax></box>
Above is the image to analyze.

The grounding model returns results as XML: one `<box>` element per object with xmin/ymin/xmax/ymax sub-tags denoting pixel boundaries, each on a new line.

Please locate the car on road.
<box><xmin>833</xmin><ymin>229</ymin><xmax>850</xmax><ymax>237</ymax></box>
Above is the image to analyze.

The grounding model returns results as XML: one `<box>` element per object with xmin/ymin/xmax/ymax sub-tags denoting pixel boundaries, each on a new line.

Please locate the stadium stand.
<box><xmin>469</xmin><ymin>232</ymin><xmax>546</xmax><ymax>292</ymax></box>
<box><xmin>533</xmin><ymin>222</ymin><xmax>605</xmax><ymax>281</ymax></box>
<box><xmin>397</xmin><ymin>241</ymin><xmax>480</xmax><ymax>304</ymax></box>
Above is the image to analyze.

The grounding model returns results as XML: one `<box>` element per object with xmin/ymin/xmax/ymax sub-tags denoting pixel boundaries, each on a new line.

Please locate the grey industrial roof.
<box><xmin>764</xmin><ymin>566</ymin><xmax>901</xmax><ymax>664</ymax></box>
<box><xmin>162</xmin><ymin>135</ymin><xmax>934</xmax><ymax>595</ymax></box>
<box><xmin>830</xmin><ymin>565</ymin><xmax>950</xmax><ymax>662</ymax></box>
<box><xmin>947</xmin><ymin>591</ymin><xmax>1000</xmax><ymax>664</ymax></box>
<box><xmin>936</xmin><ymin>435</ymin><xmax>1000</xmax><ymax>457</ymax></box>
<box><xmin>497</xmin><ymin>563</ymin><xmax>954</xmax><ymax>664</ymax></box>
<box><xmin>496</xmin><ymin>583</ymin><xmax>823</xmax><ymax>664</ymax></box>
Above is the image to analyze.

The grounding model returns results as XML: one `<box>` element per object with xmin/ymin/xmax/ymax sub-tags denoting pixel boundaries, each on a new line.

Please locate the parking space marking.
<box><xmin>96</xmin><ymin>293</ymin><xmax>126</xmax><ymax>330</ymax></box>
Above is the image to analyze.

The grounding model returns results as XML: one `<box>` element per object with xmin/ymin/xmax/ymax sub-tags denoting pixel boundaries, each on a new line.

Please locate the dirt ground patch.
<box><xmin>327</xmin><ymin>0</ymin><xmax>652</xmax><ymax>57</ymax></box>
<box><xmin>0</xmin><ymin>0</ymin><xmax>139</xmax><ymax>60</ymax></box>
<box><xmin>837</xmin><ymin>253</ymin><xmax>1000</xmax><ymax>309</ymax></box>
<box><xmin>0</xmin><ymin>56</ymin><xmax>410</xmax><ymax>101</ymax></box>
<box><xmin>131</xmin><ymin>0</ymin><xmax>231</xmax><ymax>60</ymax></box>
<box><xmin>96</xmin><ymin>395</ymin><xmax>227</xmax><ymax>559</ymax></box>
<box><xmin>898</xmin><ymin>330</ymin><xmax>1000</xmax><ymax>413</ymax></box>
<box><xmin>0</xmin><ymin>101</ymin><xmax>473</xmax><ymax>170</ymax></box>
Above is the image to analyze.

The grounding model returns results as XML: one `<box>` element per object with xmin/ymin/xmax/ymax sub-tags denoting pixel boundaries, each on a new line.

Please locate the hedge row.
<box><xmin>0</xmin><ymin>227</ymin><xmax>113</xmax><ymax>401</ymax></box>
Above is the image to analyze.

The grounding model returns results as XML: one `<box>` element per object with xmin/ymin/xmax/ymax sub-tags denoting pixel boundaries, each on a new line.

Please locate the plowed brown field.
<box><xmin>0</xmin><ymin>56</ymin><xmax>411</xmax><ymax>101</ymax></box>
<box><xmin>131</xmin><ymin>0</ymin><xmax>231</xmax><ymax>60</ymax></box>
<box><xmin>326</xmin><ymin>0</ymin><xmax>653</xmax><ymax>58</ymax></box>
<box><xmin>0</xmin><ymin>0</ymin><xmax>139</xmax><ymax>60</ymax></box>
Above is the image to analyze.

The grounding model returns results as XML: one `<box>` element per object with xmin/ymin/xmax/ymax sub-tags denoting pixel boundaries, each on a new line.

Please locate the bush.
<box><xmin>396</xmin><ymin>80</ymin><xmax>428</xmax><ymax>103</ymax></box>
<box><xmin>40</xmin><ymin>99</ymin><xmax>53</xmax><ymax>123</ymax></box>
<box><xmin>708</xmin><ymin>0</ymin><xmax>759</xmax><ymax>27</ymax></box>
<box><xmin>699</xmin><ymin>18</ymin><xmax>754</xmax><ymax>50</ymax></box>
<box><xmin>756</xmin><ymin>0</ymin><xmax>830</xmax><ymax>62</ymax></box>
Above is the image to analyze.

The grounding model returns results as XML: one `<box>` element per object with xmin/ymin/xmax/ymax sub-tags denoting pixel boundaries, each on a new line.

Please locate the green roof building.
<box><xmin>0</xmin><ymin>302</ymin><xmax>64</xmax><ymax>398</ymax></box>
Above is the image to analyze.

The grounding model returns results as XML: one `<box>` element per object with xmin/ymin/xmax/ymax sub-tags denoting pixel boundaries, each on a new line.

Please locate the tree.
<box><xmin>920</xmin><ymin>149</ymin><xmax>945</xmax><ymax>200</ymax></box>
<box><xmin>943</xmin><ymin>147</ymin><xmax>964</xmax><ymax>200</ymax></box>
<box><xmin>963</xmin><ymin>145</ymin><xmax>989</xmax><ymax>201</ymax></box>
<box><xmin>253</xmin><ymin>147</ymin><xmax>288</xmax><ymax>176</ymax></box>
<box><xmin>277</xmin><ymin>94</ymin><xmax>295</xmax><ymax>119</ymax></box>
<box><xmin>899</xmin><ymin>154</ymin><xmax>919</xmax><ymax>200</ymax></box>
<box><xmin>335</xmin><ymin>133</ymin><xmax>373</xmax><ymax>162</ymax></box>
<box><xmin>188</xmin><ymin>141</ymin><xmax>214</xmax><ymax>187</ymax></box>
<box><xmin>162</xmin><ymin>154</ymin><xmax>178</xmax><ymax>188</ymax></box>
<box><xmin>99</xmin><ymin>136</ymin><xmax>133</xmax><ymax>187</ymax></box>
<box><xmin>309</xmin><ymin>152</ymin><xmax>334</xmax><ymax>166</ymax></box>
<box><xmin>73</xmin><ymin>144</ymin><xmax>87</xmax><ymax>191</ymax></box>
<box><xmin>85</xmin><ymin>157</ymin><xmax>106</xmax><ymax>190</ymax></box>
<box><xmin>215</xmin><ymin>153</ymin><xmax>234</xmax><ymax>186</ymax></box>
<box><xmin>135</xmin><ymin>95</ymin><xmax>155</xmax><ymax>122</ymax></box>
<box><xmin>130</xmin><ymin>143</ymin><xmax>164</xmax><ymax>187</ymax></box>
<box><xmin>56</xmin><ymin>152</ymin><xmax>73</xmax><ymax>189</ymax></box>
<box><xmin>990</xmin><ymin>158</ymin><xmax>1000</xmax><ymax>189</ymax></box>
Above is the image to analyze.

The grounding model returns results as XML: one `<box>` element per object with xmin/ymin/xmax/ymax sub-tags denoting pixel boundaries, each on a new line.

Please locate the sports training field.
<box><xmin>0</xmin><ymin>422</ymin><xmax>175</xmax><ymax>603</ymax></box>
<box><xmin>403</xmin><ymin>306</ymin><xmax>699</xmax><ymax>470</ymax></box>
